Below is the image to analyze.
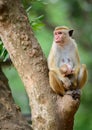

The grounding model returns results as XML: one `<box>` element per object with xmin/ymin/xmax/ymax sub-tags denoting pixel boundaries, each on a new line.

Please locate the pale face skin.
<box><xmin>54</xmin><ymin>29</ymin><xmax>69</xmax><ymax>46</ymax></box>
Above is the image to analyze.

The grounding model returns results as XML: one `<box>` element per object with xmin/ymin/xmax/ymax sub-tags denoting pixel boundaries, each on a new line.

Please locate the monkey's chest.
<box><xmin>55</xmin><ymin>51</ymin><xmax>73</xmax><ymax>68</ymax></box>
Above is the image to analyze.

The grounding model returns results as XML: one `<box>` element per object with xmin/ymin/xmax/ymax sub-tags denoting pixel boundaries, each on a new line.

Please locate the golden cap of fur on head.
<box><xmin>55</xmin><ymin>26</ymin><xmax>69</xmax><ymax>30</ymax></box>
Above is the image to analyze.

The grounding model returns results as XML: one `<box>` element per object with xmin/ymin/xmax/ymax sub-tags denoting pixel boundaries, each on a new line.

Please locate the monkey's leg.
<box><xmin>49</xmin><ymin>71</ymin><xmax>65</xmax><ymax>95</ymax></box>
<box><xmin>78</xmin><ymin>64</ymin><xmax>87</xmax><ymax>89</ymax></box>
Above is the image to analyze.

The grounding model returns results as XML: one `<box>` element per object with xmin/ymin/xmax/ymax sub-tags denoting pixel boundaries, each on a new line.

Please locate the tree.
<box><xmin>0</xmin><ymin>0</ymin><xmax>80</xmax><ymax>130</ymax></box>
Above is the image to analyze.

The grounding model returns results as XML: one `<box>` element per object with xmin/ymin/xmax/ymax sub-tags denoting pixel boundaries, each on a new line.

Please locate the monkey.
<box><xmin>48</xmin><ymin>26</ymin><xmax>87</xmax><ymax>96</ymax></box>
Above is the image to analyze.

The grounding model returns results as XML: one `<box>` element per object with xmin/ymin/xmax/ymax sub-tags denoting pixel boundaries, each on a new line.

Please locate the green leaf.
<box><xmin>0</xmin><ymin>40</ymin><xmax>8</xmax><ymax>62</ymax></box>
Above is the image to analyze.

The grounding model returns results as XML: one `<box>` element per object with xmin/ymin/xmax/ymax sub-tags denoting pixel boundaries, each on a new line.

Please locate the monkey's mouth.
<box><xmin>56</xmin><ymin>40</ymin><xmax>65</xmax><ymax>46</ymax></box>
<box><xmin>55</xmin><ymin>40</ymin><xmax>61</xmax><ymax>43</ymax></box>
<box><xmin>55</xmin><ymin>38</ymin><xmax>62</xmax><ymax>43</ymax></box>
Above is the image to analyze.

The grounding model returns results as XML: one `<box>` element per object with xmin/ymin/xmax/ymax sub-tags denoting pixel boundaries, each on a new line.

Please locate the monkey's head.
<box><xmin>54</xmin><ymin>26</ymin><xmax>74</xmax><ymax>46</ymax></box>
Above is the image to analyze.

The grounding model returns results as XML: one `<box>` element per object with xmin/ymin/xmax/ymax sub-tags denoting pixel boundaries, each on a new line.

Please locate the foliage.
<box><xmin>0</xmin><ymin>40</ymin><xmax>8</xmax><ymax>62</ymax></box>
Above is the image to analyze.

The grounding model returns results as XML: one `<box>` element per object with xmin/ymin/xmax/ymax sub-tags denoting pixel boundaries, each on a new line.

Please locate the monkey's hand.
<box><xmin>60</xmin><ymin>64</ymin><xmax>74</xmax><ymax>76</ymax></box>
<box><xmin>50</xmin><ymin>68</ymin><xmax>71</xmax><ymax>90</ymax></box>
<box><xmin>61</xmin><ymin>77</ymin><xmax>71</xmax><ymax>90</ymax></box>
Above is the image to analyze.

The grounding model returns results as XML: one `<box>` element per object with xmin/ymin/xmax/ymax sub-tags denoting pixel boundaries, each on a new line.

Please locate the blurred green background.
<box><xmin>1</xmin><ymin>0</ymin><xmax>92</xmax><ymax>129</ymax></box>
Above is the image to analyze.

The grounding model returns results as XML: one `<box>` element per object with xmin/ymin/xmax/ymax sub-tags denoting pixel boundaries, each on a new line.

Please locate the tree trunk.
<box><xmin>0</xmin><ymin>0</ymin><xmax>80</xmax><ymax>130</ymax></box>
<box><xmin>0</xmin><ymin>66</ymin><xmax>32</xmax><ymax>130</ymax></box>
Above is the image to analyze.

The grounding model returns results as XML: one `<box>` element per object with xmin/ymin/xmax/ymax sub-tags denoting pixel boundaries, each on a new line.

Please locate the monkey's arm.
<box><xmin>78</xmin><ymin>64</ymin><xmax>88</xmax><ymax>88</ymax></box>
<box><xmin>72</xmin><ymin>47</ymin><xmax>81</xmax><ymax>75</ymax></box>
<box><xmin>72</xmin><ymin>49</ymin><xmax>87</xmax><ymax>88</ymax></box>
<box><xmin>48</xmin><ymin>48</ymin><xmax>63</xmax><ymax>78</ymax></box>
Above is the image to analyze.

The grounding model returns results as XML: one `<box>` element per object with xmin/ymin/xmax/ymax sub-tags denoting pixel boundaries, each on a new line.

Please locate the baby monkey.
<box><xmin>48</xmin><ymin>26</ymin><xmax>87</xmax><ymax>95</ymax></box>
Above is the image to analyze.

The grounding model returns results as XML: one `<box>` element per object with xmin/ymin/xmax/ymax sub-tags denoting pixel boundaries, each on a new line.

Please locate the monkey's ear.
<box><xmin>69</xmin><ymin>30</ymin><xmax>74</xmax><ymax>37</ymax></box>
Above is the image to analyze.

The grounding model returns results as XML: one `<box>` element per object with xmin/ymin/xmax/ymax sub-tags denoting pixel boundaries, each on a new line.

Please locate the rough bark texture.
<box><xmin>0</xmin><ymin>67</ymin><xmax>32</xmax><ymax>130</ymax></box>
<box><xmin>0</xmin><ymin>0</ymin><xmax>80</xmax><ymax>130</ymax></box>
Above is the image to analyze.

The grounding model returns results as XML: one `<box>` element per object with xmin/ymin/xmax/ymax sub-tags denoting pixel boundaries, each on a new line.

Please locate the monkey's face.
<box><xmin>54</xmin><ymin>29</ymin><xmax>69</xmax><ymax>45</ymax></box>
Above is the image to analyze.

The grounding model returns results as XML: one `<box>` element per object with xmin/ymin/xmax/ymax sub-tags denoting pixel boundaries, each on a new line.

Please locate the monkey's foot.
<box><xmin>65</xmin><ymin>89</ymin><xmax>81</xmax><ymax>100</ymax></box>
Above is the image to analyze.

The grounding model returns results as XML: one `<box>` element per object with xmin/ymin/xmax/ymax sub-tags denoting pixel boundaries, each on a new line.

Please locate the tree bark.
<box><xmin>0</xmin><ymin>66</ymin><xmax>32</xmax><ymax>130</ymax></box>
<box><xmin>0</xmin><ymin>0</ymin><xmax>80</xmax><ymax>130</ymax></box>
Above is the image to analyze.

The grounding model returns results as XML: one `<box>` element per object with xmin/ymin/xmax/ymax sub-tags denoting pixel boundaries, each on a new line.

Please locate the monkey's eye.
<box><xmin>58</xmin><ymin>32</ymin><xmax>62</xmax><ymax>34</ymax></box>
